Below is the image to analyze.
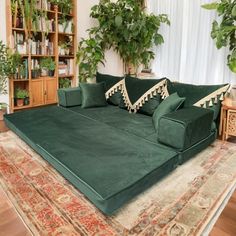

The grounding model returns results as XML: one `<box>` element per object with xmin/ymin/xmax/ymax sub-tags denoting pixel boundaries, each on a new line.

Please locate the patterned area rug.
<box><xmin>0</xmin><ymin>131</ymin><xmax>236</xmax><ymax>236</ymax></box>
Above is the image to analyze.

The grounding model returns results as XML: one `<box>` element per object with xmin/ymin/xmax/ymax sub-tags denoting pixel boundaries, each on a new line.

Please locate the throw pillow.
<box><xmin>152</xmin><ymin>92</ymin><xmax>185</xmax><ymax>131</ymax></box>
<box><xmin>80</xmin><ymin>82</ymin><xmax>107</xmax><ymax>108</ymax></box>
<box><xmin>96</xmin><ymin>72</ymin><xmax>124</xmax><ymax>105</ymax></box>
<box><xmin>120</xmin><ymin>75</ymin><xmax>170</xmax><ymax>114</ymax></box>
<box><xmin>168</xmin><ymin>82</ymin><xmax>230</xmax><ymax>120</ymax></box>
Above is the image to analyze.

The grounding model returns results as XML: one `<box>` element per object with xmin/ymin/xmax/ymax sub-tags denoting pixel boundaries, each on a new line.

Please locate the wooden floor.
<box><xmin>0</xmin><ymin>119</ymin><xmax>235</xmax><ymax>235</ymax></box>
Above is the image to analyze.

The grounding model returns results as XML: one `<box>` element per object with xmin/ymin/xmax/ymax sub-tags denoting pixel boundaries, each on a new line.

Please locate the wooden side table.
<box><xmin>219</xmin><ymin>100</ymin><xmax>236</xmax><ymax>141</ymax></box>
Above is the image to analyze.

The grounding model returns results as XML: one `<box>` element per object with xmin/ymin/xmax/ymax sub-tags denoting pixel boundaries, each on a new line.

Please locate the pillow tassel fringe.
<box><xmin>194</xmin><ymin>84</ymin><xmax>230</xmax><ymax>108</ymax></box>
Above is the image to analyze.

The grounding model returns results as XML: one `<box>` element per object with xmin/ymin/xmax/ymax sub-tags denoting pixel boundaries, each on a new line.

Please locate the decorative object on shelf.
<box><xmin>39</xmin><ymin>57</ymin><xmax>56</xmax><ymax>77</ymax></box>
<box><xmin>202</xmin><ymin>1</ymin><xmax>236</xmax><ymax>73</ymax></box>
<box><xmin>77</xmin><ymin>0</ymin><xmax>169</xmax><ymax>82</ymax></box>
<box><xmin>58</xmin><ymin>40</ymin><xmax>72</xmax><ymax>55</ymax></box>
<box><xmin>15</xmin><ymin>87</ymin><xmax>29</xmax><ymax>107</ymax></box>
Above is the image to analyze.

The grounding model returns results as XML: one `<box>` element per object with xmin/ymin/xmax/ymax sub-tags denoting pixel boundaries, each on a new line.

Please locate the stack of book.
<box><xmin>58</xmin><ymin>59</ymin><xmax>73</xmax><ymax>76</ymax></box>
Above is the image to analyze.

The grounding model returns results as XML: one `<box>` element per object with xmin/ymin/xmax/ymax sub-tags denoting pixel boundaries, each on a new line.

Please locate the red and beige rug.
<box><xmin>0</xmin><ymin>131</ymin><xmax>235</xmax><ymax>236</ymax></box>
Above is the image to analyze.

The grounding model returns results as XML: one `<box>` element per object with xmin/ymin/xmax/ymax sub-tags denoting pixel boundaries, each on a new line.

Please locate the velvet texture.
<box><xmin>152</xmin><ymin>92</ymin><xmax>185</xmax><ymax>131</ymax></box>
<box><xmin>57</xmin><ymin>87</ymin><xmax>82</xmax><ymax>107</ymax></box>
<box><xmin>158</xmin><ymin>107</ymin><xmax>214</xmax><ymax>151</ymax></box>
<box><xmin>96</xmin><ymin>72</ymin><xmax>123</xmax><ymax>105</ymax></box>
<box><xmin>80</xmin><ymin>82</ymin><xmax>107</xmax><ymax>108</ymax></box>
<box><xmin>168</xmin><ymin>82</ymin><xmax>228</xmax><ymax>120</ymax></box>
<box><xmin>120</xmin><ymin>76</ymin><xmax>166</xmax><ymax>115</ymax></box>
<box><xmin>4</xmin><ymin>106</ymin><xmax>178</xmax><ymax>215</ymax></box>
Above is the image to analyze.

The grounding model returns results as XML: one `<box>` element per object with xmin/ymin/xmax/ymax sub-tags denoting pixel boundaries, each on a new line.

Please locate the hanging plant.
<box><xmin>76</xmin><ymin>0</ymin><xmax>170</xmax><ymax>82</ymax></box>
<box><xmin>202</xmin><ymin>1</ymin><xmax>236</xmax><ymax>73</ymax></box>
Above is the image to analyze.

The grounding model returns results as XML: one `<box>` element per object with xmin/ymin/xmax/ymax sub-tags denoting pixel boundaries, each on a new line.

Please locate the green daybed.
<box><xmin>4</xmin><ymin>74</ymin><xmax>229</xmax><ymax>215</ymax></box>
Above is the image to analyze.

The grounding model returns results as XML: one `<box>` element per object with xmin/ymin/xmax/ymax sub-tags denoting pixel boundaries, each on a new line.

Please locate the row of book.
<box><xmin>58</xmin><ymin>59</ymin><xmax>74</xmax><ymax>76</ymax></box>
<box><xmin>36</xmin><ymin>0</ymin><xmax>53</xmax><ymax>11</ymax></box>
<box><xmin>31</xmin><ymin>39</ymin><xmax>54</xmax><ymax>55</ymax></box>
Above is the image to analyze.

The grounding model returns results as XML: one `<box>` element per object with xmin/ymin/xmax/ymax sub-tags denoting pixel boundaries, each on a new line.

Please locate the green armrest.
<box><xmin>158</xmin><ymin>106</ymin><xmax>214</xmax><ymax>151</ymax></box>
<box><xmin>58</xmin><ymin>87</ymin><xmax>82</xmax><ymax>107</ymax></box>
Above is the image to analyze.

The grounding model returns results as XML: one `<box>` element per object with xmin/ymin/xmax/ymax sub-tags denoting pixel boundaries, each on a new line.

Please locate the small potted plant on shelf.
<box><xmin>15</xmin><ymin>88</ymin><xmax>29</xmax><ymax>107</ymax></box>
<box><xmin>58</xmin><ymin>41</ymin><xmax>72</xmax><ymax>55</ymax></box>
<box><xmin>40</xmin><ymin>57</ymin><xmax>56</xmax><ymax>77</ymax></box>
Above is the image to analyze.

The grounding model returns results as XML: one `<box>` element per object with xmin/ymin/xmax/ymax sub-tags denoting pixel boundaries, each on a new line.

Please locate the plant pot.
<box><xmin>24</xmin><ymin>97</ymin><xmax>30</xmax><ymax>105</ymax></box>
<box><xmin>65</xmin><ymin>48</ymin><xmax>70</xmax><ymax>55</ymax></box>
<box><xmin>48</xmin><ymin>70</ymin><xmax>54</xmax><ymax>77</ymax></box>
<box><xmin>59</xmin><ymin>47</ymin><xmax>65</xmax><ymax>55</ymax></box>
<box><xmin>16</xmin><ymin>98</ymin><xmax>24</xmax><ymax>107</ymax></box>
<box><xmin>0</xmin><ymin>106</ymin><xmax>7</xmax><ymax>121</ymax></box>
<box><xmin>41</xmin><ymin>69</ymin><xmax>48</xmax><ymax>77</ymax></box>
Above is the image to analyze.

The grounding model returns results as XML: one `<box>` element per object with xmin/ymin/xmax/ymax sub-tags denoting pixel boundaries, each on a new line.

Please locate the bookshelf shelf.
<box><xmin>6</xmin><ymin>0</ymin><xmax>77</xmax><ymax>113</ymax></box>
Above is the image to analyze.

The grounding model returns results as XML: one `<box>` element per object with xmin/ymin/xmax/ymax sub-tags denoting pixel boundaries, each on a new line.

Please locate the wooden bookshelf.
<box><xmin>6</xmin><ymin>0</ymin><xmax>77</xmax><ymax>113</ymax></box>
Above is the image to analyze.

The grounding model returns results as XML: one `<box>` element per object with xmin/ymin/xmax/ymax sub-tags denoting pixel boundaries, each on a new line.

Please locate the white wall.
<box><xmin>0</xmin><ymin>0</ymin><xmax>9</xmax><ymax>107</ymax></box>
<box><xmin>77</xmin><ymin>0</ymin><xmax>123</xmax><ymax>76</ymax></box>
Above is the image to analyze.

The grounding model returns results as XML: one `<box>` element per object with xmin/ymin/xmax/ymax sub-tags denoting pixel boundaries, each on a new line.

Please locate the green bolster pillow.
<box><xmin>58</xmin><ymin>87</ymin><xmax>82</xmax><ymax>107</ymax></box>
<box><xmin>158</xmin><ymin>106</ymin><xmax>214</xmax><ymax>151</ymax></box>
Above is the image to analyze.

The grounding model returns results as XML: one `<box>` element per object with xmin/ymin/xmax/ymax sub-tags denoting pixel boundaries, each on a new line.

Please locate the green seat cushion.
<box><xmin>158</xmin><ymin>106</ymin><xmax>214</xmax><ymax>151</ymax></box>
<box><xmin>69</xmin><ymin>105</ymin><xmax>156</xmax><ymax>139</ymax></box>
<box><xmin>168</xmin><ymin>82</ymin><xmax>229</xmax><ymax>120</ymax></box>
<box><xmin>80</xmin><ymin>82</ymin><xmax>107</xmax><ymax>108</ymax></box>
<box><xmin>4</xmin><ymin>106</ymin><xmax>178</xmax><ymax>215</ymax></box>
<box><xmin>96</xmin><ymin>72</ymin><xmax>123</xmax><ymax>105</ymax></box>
<box><xmin>120</xmin><ymin>76</ymin><xmax>169</xmax><ymax>115</ymax></box>
<box><xmin>152</xmin><ymin>92</ymin><xmax>185</xmax><ymax>131</ymax></box>
<box><xmin>57</xmin><ymin>87</ymin><xmax>81</xmax><ymax>107</ymax></box>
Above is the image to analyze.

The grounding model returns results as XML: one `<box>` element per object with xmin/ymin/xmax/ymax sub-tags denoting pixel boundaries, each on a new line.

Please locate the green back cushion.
<box><xmin>169</xmin><ymin>82</ymin><xmax>228</xmax><ymax>120</ymax></box>
<box><xmin>57</xmin><ymin>87</ymin><xmax>82</xmax><ymax>107</ymax></box>
<box><xmin>80</xmin><ymin>82</ymin><xmax>107</xmax><ymax>108</ymax></box>
<box><xmin>120</xmin><ymin>76</ymin><xmax>169</xmax><ymax>115</ymax></box>
<box><xmin>152</xmin><ymin>92</ymin><xmax>185</xmax><ymax>131</ymax></box>
<box><xmin>96</xmin><ymin>72</ymin><xmax>123</xmax><ymax>105</ymax></box>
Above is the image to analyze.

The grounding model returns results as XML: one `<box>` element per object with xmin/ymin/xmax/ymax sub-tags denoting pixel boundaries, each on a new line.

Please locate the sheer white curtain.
<box><xmin>148</xmin><ymin>0</ymin><xmax>236</xmax><ymax>85</ymax></box>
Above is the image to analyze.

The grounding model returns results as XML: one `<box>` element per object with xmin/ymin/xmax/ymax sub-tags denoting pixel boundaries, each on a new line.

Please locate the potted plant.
<box><xmin>0</xmin><ymin>103</ymin><xmax>7</xmax><ymax>120</ymax></box>
<box><xmin>77</xmin><ymin>0</ymin><xmax>169</xmax><ymax>81</ymax></box>
<box><xmin>59</xmin><ymin>77</ymin><xmax>71</xmax><ymax>88</ymax></box>
<box><xmin>15</xmin><ymin>88</ymin><xmax>29</xmax><ymax>107</ymax></box>
<box><xmin>202</xmin><ymin>1</ymin><xmax>236</xmax><ymax>73</ymax></box>
<box><xmin>40</xmin><ymin>57</ymin><xmax>56</xmax><ymax>77</ymax></box>
<box><xmin>59</xmin><ymin>41</ymin><xmax>72</xmax><ymax>55</ymax></box>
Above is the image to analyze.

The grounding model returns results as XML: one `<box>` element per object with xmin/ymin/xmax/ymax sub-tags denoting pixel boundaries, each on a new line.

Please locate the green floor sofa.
<box><xmin>4</xmin><ymin>73</ymin><xmax>229</xmax><ymax>215</ymax></box>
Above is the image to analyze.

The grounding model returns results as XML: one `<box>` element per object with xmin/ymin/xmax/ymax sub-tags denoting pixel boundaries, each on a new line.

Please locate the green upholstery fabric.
<box><xmin>80</xmin><ymin>82</ymin><xmax>107</xmax><ymax>108</ymax></box>
<box><xmin>158</xmin><ymin>107</ymin><xmax>214</xmax><ymax>151</ymax></box>
<box><xmin>4</xmin><ymin>106</ymin><xmax>178</xmax><ymax>215</ymax></box>
<box><xmin>96</xmin><ymin>72</ymin><xmax>123</xmax><ymax>105</ymax></box>
<box><xmin>152</xmin><ymin>93</ymin><xmax>185</xmax><ymax>131</ymax></box>
<box><xmin>57</xmin><ymin>87</ymin><xmax>81</xmax><ymax>107</ymax></box>
<box><xmin>120</xmin><ymin>76</ymin><xmax>166</xmax><ymax>115</ymax></box>
<box><xmin>168</xmin><ymin>82</ymin><xmax>228</xmax><ymax>120</ymax></box>
<box><xmin>69</xmin><ymin>105</ymin><xmax>156</xmax><ymax>139</ymax></box>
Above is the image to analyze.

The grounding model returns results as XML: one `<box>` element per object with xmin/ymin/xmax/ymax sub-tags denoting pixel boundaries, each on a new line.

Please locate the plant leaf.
<box><xmin>201</xmin><ymin>2</ymin><xmax>218</xmax><ymax>10</ymax></box>
<box><xmin>115</xmin><ymin>15</ymin><xmax>123</xmax><ymax>27</ymax></box>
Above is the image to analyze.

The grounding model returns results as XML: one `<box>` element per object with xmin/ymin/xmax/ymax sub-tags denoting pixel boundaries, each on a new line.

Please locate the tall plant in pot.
<box><xmin>77</xmin><ymin>0</ymin><xmax>169</xmax><ymax>82</ymax></box>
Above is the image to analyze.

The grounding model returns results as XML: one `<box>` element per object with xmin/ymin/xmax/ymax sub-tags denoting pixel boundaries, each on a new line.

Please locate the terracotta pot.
<box><xmin>16</xmin><ymin>99</ymin><xmax>24</xmax><ymax>107</ymax></box>
<box><xmin>0</xmin><ymin>109</ymin><xmax>7</xmax><ymax>121</ymax></box>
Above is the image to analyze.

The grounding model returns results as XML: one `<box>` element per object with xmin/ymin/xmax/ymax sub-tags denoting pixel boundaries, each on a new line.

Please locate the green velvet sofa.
<box><xmin>4</xmin><ymin>74</ymin><xmax>229</xmax><ymax>215</ymax></box>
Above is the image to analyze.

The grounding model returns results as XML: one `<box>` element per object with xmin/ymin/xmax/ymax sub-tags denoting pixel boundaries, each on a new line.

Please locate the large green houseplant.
<box><xmin>77</xmin><ymin>0</ymin><xmax>170</xmax><ymax>82</ymax></box>
<box><xmin>202</xmin><ymin>1</ymin><xmax>236</xmax><ymax>72</ymax></box>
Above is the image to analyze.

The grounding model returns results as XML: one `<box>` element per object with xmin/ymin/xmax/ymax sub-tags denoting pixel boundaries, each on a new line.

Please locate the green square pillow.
<box><xmin>152</xmin><ymin>92</ymin><xmax>185</xmax><ymax>131</ymax></box>
<box><xmin>96</xmin><ymin>72</ymin><xmax>124</xmax><ymax>106</ymax></box>
<box><xmin>119</xmin><ymin>75</ymin><xmax>169</xmax><ymax>115</ymax></box>
<box><xmin>80</xmin><ymin>82</ymin><xmax>107</xmax><ymax>108</ymax></box>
